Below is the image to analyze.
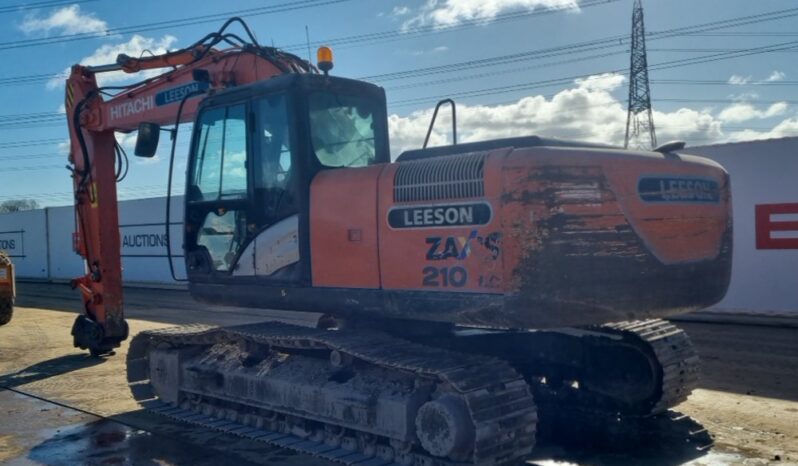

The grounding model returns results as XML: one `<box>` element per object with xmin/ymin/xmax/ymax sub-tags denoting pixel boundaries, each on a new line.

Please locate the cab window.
<box><xmin>190</xmin><ymin>104</ymin><xmax>248</xmax><ymax>201</ymax></box>
<box><xmin>257</xmin><ymin>95</ymin><xmax>292</xmax><ymax>191</ymax></box>
<box><xmin>188</xmin><ymin>103</ymin><xmax>249</xmax><ymax>273</ymax></box>
<box><xmin>308</xmin><ymin>92</ymin><xmax>377</xmax><ymax>168</ymax></box>
<box><xmin>254</xmin><ymin>94</ymin><xmax>297</xmax><ymax>226</ymax></box>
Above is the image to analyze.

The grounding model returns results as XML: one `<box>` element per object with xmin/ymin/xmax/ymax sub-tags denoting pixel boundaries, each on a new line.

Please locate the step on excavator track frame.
<box><xmin>127</xmin><ymin>322</ymin><xmax>538</xmax><ymax>466</ymax></box>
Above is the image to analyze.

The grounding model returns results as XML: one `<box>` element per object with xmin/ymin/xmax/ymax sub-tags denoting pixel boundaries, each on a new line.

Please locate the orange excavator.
<box><xmin>0</xmin><ymin>250</ymin><xmax>14</xmax><ymax>325</ymax></box>
<box><xmin>65</xmin><ymin>18</ymin><xmax>731</xmax><ymax>465</ymax></box>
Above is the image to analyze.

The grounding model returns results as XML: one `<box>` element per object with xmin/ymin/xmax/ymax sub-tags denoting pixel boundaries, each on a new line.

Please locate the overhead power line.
<box><xmin>0</xmin><ymin>0</ymin><xmax>98</xmax><ymax>14</ymax></box>
<box><xmin>280</xmin><ymin>0</ymin><xmax>619</xmax><ymax>51</ymax></box>
<box><xmin>652</xmin><ymin>79</ymin><xmax>798</xmax><ymax>86</ymax></box>
<box><xmin>0</xmin><ymin>0</ymin><xmax>617</xmax><ymax>53</ymax></box>
<box><xmin>0</xmin><ymin>184</ymin><xmax>185</xmax><ymax>202</ymax></box>
<box><xmin>0</xmin><ymin>152</ymin><xmax>66</xmax><ymax>161</ymax></box>
<box><xmin>0</xmin><ymin>33</ymin><xmax>795</xmax><ymax>130</ymax></box>
<box><xmin>1</xmin><ymin>3</ymin><xmax>795</xmax><ymax>87</ymax></box>
<box><xmin>0</xmin><ymin>34</ymin><xmax>794</xmax><ymax>130</ymax></box>
<box><xmin>0</xmin><ymin>0</ymin><xmax>352</xmax><ymax>52</ymax></box>
<box><xmin>686</xmin><ymin>31</ymin><xmax>798</xmax><ymax>37</ymax></box>
<box><xmin>0</xmin><ymin>0</ymin><xmax>619</xmax><ymax>87</ymax></box>
<box><xmin>361</xmin><ymin>7</ymin><xmax>798</xmax><ymax>85</ymax></box>
<box><xmin>1</xmin><ymin>5</ymin><xmax>797</xmax><ymax>167</ymax></box>
<box><xmin>648</xmin><ymin>47</ymin><xmax>798</xmax><ymax>53</ymax></box>
<box><xmin>387</xmin><ymin>37</ymin><xmax>798</xmax><ymax>107</ymax></box>
<box><xmin>0</xmin><ymin>164</ymin><xmax>64</xmax><ymax>173</ymax></box>
<box><xmin>0</xmin><ymin>137</ymin><xmax>64</xmax><ymax>148</ymax></box>
<box><xmin>0</xmin><ymin>93</ymin><xmax>792</xmax><ymax>151</ymax></box>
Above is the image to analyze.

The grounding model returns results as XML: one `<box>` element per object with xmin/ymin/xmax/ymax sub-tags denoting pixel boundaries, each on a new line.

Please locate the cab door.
<box><xmin>184</xmin><ymin>102</ymin><xmax>253</xmax><ymax>276</ymax></box>
<box><xmin>184</xmin><ymin>96</ymin><xmax>302</xmax><ymax>282</ymax></box>
<box><xmin>232</xmin><ymin>94</ymin><xmax>301</xmax><ymax>280</ymax></box>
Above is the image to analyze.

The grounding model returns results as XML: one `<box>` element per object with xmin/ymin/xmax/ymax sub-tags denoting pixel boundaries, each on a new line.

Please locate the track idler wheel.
<box><xmin>415</xmin><ymin>394</ymin><xmax>475</xmax><ymax>460</ymax></box>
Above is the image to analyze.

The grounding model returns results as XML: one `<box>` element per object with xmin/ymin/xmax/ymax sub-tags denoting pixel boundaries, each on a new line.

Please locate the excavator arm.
<box><xmin>64</xmin><ymin>19</ymin><xmax>312</xmax><ymax>354</ymax></box>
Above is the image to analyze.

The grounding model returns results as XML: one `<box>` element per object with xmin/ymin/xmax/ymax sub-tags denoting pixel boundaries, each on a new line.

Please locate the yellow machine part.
<box><xmin>0</xmin><ymin>251</ymin><xmax>15</xmax><ymax>326</ymax></box>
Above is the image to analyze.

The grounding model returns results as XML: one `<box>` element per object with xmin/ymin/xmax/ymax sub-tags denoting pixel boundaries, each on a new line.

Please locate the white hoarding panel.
<box><xmin>0</xmin><ymin>209</ymin><xmax>48</xmax><ymax>278</ymax></box>
<box><xmin>47</xmin><ymin>205</ymin><xmax>84</xmax><ymax>280</ymax></box>
<box><xmin>688</xmin><ymin>137</ymin><xmax>798</xmax><ymax>315</ymax></box>
<box><xmin>118</xmin><ymin>196</ymin><xmax>186</xmax><ymax>283</ymax></box>
<box><xmin>0</xmin><ymin>196</ymin><xmax>186</xmax><ymax>284</ymax></box>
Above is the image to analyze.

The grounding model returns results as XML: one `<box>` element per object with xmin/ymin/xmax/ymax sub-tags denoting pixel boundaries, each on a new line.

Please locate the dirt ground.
<box><xmin>0</xmin><ymin>283</ymin><xmax>796</xmax><ymax>465</ymax></box>
<box><xmin>675</xmin><ymin>321</ymin><xmax>798</xmax><ymax>464</ymax></box>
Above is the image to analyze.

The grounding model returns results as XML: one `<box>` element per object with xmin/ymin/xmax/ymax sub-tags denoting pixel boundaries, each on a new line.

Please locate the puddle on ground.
<box><xmin>26</xmin><ymin>418</ymin><xmax>271</xmax><ymax>466</ymax></box>
<box><xmin>23</xmin><ymin>414</ymin><xmax>326</xmax><ymax>466</ymax></box>
<box><xmin>29</xmin><ymin>420</ymin><xmax>167</xmax><ymax>466</ymax></box>
<box><xmin>4</xmin><ymin>390</ymin><xmax>774</xmax><ymax>466</ymax></box>
<box><xmin>530</xmin><ymin>452</ymin><xmax>756</xmax><ymax>466</ymax></box>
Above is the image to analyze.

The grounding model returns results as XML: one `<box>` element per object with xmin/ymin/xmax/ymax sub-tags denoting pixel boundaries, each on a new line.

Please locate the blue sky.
<box><xmin>0</xmin><ymin>0</ymin><xmax>796</xmax><ymax>207</ymax></box>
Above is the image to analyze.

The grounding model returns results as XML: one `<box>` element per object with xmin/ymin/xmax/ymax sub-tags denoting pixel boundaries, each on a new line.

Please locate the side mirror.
<box><xmin>135</xmin><ymin>122</ymin><xmax>161</xmax><ymax>157</ymax></box>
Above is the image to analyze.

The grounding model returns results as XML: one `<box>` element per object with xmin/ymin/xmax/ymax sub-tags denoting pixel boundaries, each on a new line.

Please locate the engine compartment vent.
<box><xmin>394</xmin><ymin>152</ymin><xmax>486</xmax><ymax>202</ymax></box>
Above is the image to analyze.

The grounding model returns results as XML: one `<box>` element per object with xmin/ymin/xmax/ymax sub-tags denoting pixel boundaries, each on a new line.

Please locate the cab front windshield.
<box><xmin>308</xmin><ymin>92</ymin><xmax>377</xmax><ymax>168</ymax></box>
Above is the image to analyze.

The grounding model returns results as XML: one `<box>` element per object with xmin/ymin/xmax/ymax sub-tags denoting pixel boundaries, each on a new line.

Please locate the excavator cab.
<box><xmin>181</xmin><ymin>74</ymin><xmax>390</xmax><ymax>291</ymax></box>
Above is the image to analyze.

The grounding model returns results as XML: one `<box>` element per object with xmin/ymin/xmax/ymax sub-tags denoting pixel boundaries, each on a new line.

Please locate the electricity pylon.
<box><xmin>624</xmin><ymin>0</ymin><xmax>657</xmax><ymax>150</ymax></box>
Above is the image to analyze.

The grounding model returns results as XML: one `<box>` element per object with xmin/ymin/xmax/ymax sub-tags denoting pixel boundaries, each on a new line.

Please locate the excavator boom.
<box><xmin>64</xmin><ymin>19</ymin><xmax>312</xmax><ymax>353</ymax></box>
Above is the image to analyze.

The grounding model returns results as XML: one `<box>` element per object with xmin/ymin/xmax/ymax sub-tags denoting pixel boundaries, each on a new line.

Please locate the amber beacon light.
<box><xmin>317</xmin><ymin>46</ymin><xmax>333</xmax><ymax>74</ymax></box>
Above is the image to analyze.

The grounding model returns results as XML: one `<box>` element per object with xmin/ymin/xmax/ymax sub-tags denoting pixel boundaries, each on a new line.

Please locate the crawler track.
<box><xmin>531</xmin><ymin>320</ymin><xmax>709</xmax><ymax>451</ymax></box>
<box><xmin>523</xmin><ymin>319</ymin><xmax>701</xmax><ymax>418</ymax></box>
<box><xmin>600</xmin><ymin>319</ymin><xmax>701</xmax><ymax>415</ymax></box>
<box><xmin>127</xmin><ymin>322</ymin><xmax>538</xmax><ymax>466</ymax></box>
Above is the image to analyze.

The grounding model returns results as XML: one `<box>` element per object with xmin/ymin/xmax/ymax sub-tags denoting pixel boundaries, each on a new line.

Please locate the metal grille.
<box><xmin>394</xmin><ymin>152</ymin><xmax>486</xmax><ymax>202</ymax></box>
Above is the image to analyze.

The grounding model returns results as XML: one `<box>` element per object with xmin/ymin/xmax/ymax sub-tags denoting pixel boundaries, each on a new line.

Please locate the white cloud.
<box><xmin>574</xmin><ymin>72</ymin><xmax>625</xmax><ymax>91</ymax></box>
<box><xmin>47</xmin><ymin>34</ymin><xmax>178</xmax><ymax>89</ymax></box>
<box><xmin>766</xmin><ymin>70</ymin><xmax>786</xmax><ymax>82</ymax></box>
<box><xmin>19</xmin><ymin>5</ymin><xmax>107</xmax><ymax>35</ymax></box>
<box><xmin>392</xmin><ymin>5</ymin><xmax>410</xmax><ymax>16</ymax></box>
<box><xmin>390</xmin><ymin>73</ymin><xmax>627</xmax><ymax>155</ymax></box>
<box><xmin>728</xmin><ymin>92</ymin><xmax>759</xmax><ymax>102</ymax></box>
<box><xmin>116</xmin><ymin>131</ymin><xmax>137</xmax><ymax>150</ymax></box>
<box><xmin>729</xmin><ymin>71</ymin><xmax>788</xmax><ymax>86</ymax></box>
<box><xmin>728</xmin><ymin>74</ymin><xmax>751</xmax><ymax>86</ymax></box>
<box><xmin>116</xmin><ymin>131</ymin><xmax>165</xmax><ymax>165</ymax></box>
<box><xmin>718</xmin><ymin>102</ymin><xmax>788</xmax><ymax>123</ymax></box>
<box><xmin>402</xmin><ymin>0</ymin><xmax>579</xmax><ymax>30</ymax></box>
<box><xmin>726</xmin><ymin>118</ymin><xmax>798</xmax><ymax>143</ymax></box>
<box><xmin>57</xmin><ymin>139</ymin><xmax>70</xmax><ymax>155</ymax></box>
<box><xmin>408</xmin><ymin>45</ymin><xmax>450</xmax><ymax>56</ymax></box>
<box><xmin>653</xmin><ymin>107</ymin><xmax>724</xmax><ymax>144</ymax></box>
<box><xmin>387</xmin><ymin>72</ymin><xmax>742</xmax><ymax>157</ymax></box>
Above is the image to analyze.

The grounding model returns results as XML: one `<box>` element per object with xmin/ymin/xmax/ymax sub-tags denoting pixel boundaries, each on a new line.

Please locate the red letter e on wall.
<box><xmin>756</xmin><ymin>203</ymin><xmax>798</xmax><ymax>249</ymax></box>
